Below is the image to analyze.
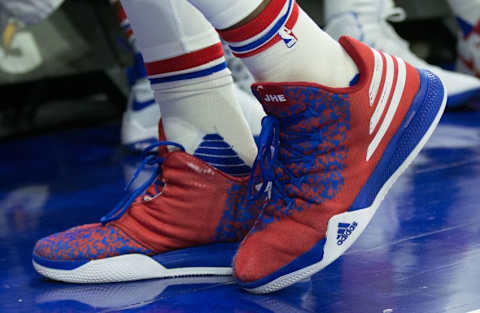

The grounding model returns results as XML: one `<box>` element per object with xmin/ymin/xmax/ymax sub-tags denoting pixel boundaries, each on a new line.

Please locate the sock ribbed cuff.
<box><xmin>144</xmin><ymin>42</ymin><xmax>230</xmax><ymax>87</ymax></box>
<box><xmin>217</xmin><ymin>0</ymin><xmax>299</xmax><ymax>58</ymax></box>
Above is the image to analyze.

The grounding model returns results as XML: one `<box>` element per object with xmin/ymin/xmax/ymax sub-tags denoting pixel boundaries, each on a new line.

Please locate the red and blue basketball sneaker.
<box><xmin>32</xmin><ymin>132</ymin><xmax>262</xmax><ymax>283</ymax></box>
<box><xmin>233</xmin><ymin>36</ymin><xmax>447</xmax><ymax>293</ymax></box>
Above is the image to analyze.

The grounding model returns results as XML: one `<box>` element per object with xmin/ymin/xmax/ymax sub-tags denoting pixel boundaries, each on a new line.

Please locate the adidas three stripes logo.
<box><xmin>367</xmin><ymin>48</ymin><xmax>407</xmax><ymax>162</ymax></box>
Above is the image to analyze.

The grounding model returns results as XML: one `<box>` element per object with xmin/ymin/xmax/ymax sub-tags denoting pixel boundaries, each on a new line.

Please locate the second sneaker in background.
<box><xmin>325</xmin><ymin>0</ymin><xmax>480</xmax><ymax>107</ymax></box>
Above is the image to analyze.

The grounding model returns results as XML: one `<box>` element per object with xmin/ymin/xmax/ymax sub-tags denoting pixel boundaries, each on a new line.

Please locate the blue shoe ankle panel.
<box><xmin>193</xmin><ymin>134</ymin><xmax>251</xmax><ymax>177</ymax></box>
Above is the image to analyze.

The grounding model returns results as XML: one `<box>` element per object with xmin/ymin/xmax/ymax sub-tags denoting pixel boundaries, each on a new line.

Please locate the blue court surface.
<box><xmin>1</xmin><ymin>110</ymin><xmax>480</xmax><ymax>313</ymax></box>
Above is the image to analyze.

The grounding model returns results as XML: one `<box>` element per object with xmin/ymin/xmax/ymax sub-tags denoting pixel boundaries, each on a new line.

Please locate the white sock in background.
<box><xmin>111</xmin><ymin>0</ymin><xmax>140</xmax><ymax>51</ymax></box>
<box><xmin>447</xmin><ymin>0</ymin><xmax>480</xmax><ymax>25</ymax></box>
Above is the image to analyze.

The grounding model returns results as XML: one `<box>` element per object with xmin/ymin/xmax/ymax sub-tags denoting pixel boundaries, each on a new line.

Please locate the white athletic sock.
<box><xmin>189</xmin><ymin>0</ymin><xmax>358</xmax><ymax>87</ymax></box>
<box><xmin>447</xmin><ymin>0</ymin><xmax>480</xmax><ymax>25</ymax></box>
<box><xmin>121</xmin><ymin>0</ymin><xmax>258</xmax><ymax>175</ymax></box>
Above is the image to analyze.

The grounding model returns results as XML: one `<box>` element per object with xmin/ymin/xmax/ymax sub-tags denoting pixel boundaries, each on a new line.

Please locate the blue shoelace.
<box><xmin>247</xmin><ymin>116</ymin><xmax>294</xmax><ymax>210</ymax></box>
<box><xmin>101</xmin><ymin>141</ymin><xmax>185</xmax><ymax>225</ymax></box>
<box><xmin>248</xmin><ymin>113</ymin><xmax>328</xmax><ymax>215</ymax></box>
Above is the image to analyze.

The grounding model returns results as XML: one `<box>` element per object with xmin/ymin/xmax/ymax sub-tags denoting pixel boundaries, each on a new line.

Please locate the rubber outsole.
<box><xmin>33</xmin><ymin>255</ymin><xmax>232</xmax><ymax>284</ymax></box>
<box><xmin>33</xmin><ymin>243</ymin><xmax>238</xmax><ymax>283</ymax></box>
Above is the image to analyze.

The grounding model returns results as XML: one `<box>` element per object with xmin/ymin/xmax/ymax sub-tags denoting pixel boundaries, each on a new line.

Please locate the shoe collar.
<box><xmin>250</xmin><ymin>36</ymin><xmax>376</xmax><ymax>118</ymax></box>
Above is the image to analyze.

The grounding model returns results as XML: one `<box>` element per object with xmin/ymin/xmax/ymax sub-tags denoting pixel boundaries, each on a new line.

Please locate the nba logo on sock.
<box><xmin>279</xmin><ymin>26</ymin><xmax>297</xmax><ymax>48</ymax></box>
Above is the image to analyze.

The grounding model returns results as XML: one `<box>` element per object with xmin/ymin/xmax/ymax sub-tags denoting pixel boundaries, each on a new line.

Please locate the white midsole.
<box><xmin>33</xmin><ymin>253</ymin><xmax>232</xmax><ymax>284</ymax></box>
<box><xmin>246</xmin><ymin>84</ymin><xmax>448</xmax><ymax>294</ymax></box>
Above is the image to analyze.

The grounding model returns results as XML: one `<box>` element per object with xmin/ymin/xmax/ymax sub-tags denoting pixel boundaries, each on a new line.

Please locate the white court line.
<box><xmin>466</xmin><ymin>310</ymin><xmax>480</xmax><ymax>313</ymax></box>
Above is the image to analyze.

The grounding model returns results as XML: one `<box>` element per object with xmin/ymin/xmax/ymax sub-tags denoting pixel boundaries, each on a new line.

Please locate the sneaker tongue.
<box><xmin>251</xmin><ymin>83</ymin><xmax>308</xmax><ymax>118</ymax></box>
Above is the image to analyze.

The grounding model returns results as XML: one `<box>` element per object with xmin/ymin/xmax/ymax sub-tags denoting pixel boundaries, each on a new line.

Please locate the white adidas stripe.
<box><xmin>370</xmin><ymin>52</ymin><xmax>394</xmax><ymax>134</ymax></box>
<box><xmin>368</xmin><ymin>49</ymin><xmax>383</xmax><ymax>107</ymax></box>
<box><xmin>367</xmin><ymin>50</ymin><xmax>407</xmax><ymax>161</ymax></box>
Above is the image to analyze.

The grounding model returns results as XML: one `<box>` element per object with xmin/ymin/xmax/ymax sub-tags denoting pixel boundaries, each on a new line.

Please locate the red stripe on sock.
<box><xmin>233</xmin><ymin>1</ymin><xmax>299</xmax><ymax>58</ymax></box>
<box><xmin>218</xmin><ymin>0</ymin><xmax>288</xmax><ymax>43</ymax></box>
<box><xmin>115</xmin><ymin>4</ymin><xmax>128</xmax><ymax>23</ymax></box>
<box><xmin>458</xmin><ymin>54</ymin><xmax>480</xmax><ymax>78</ymax></box>
<box><xmin>285</xmin><ymin>2</ymin><xmax>299</xmax><ymax>30</ymax></box>
<box><xmin>126</xmin><ymin>29</ymin><xmax>134</xmax><ymax>39</ymax></box>
<box><xmin>473</xmin><ymin>20</ymin><xmax>480</xmax><ymax>37</ymax></box>
<box><xmin>459</xmin><ymin>54</ymin><xmax>473</xmax><ymax>70</ymax></box>
<box><xmin>145</xmin><ymin>43</ymin><xmax>224</xmax><ymax>76</ymax></box>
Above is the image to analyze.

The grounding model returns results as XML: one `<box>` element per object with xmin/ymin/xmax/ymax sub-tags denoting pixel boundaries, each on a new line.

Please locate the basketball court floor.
<box><xmin>1</xmin><ymin>108</ymin><xmax>480</xmax><ymax>313</ymax></box>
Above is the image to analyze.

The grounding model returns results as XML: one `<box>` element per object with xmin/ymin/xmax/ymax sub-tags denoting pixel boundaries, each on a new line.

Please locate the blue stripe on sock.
<box><xmin>127</xmin><ymin>54</ymin><xmax>148</xmax><ymax>86</ymax></box>
<box><xmin>149</xmin><ymin>62</ymin><xmax>227</xmax><ymax>84</ymax></box>
<box><xmin>456</xmin><ymin>16</ymin><xmax>474</xmax><ymax>38</ymax></box>
<box><xmin>132</xmin><ymin>99</ymin><xmax>156</xmax><ymax>111</ymax></box>
<box><xmin>229</xmin><ymin>0</ymin><xmax>293</xmax><ymax>53</ymax></box>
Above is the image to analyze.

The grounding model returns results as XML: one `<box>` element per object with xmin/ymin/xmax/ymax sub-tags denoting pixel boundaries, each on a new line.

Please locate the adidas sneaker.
<box><xmin>233</xmin><ymin>36</ymin><xmax>446</xmax><ymax>293</ymax></box>
<box><xmin>33</xmin><ymin>134</ymin><xmax>263</xmax><ymax>283</ymax></box>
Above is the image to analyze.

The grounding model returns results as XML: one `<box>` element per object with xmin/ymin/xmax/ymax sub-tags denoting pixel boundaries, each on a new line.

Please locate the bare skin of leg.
<box><xmin>224</xmin><ymin>0</ymin><xmax>271</xmax><ymax>30</ymax></box>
